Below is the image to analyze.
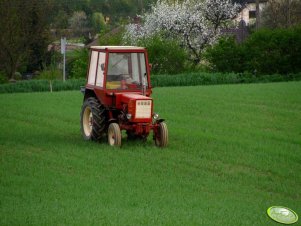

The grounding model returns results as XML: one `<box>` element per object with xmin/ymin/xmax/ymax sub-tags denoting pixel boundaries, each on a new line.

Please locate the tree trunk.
<box><xmin>6</xmin><ymin>50</ymin><xmax>18</xmax><ymax>80</ymax></box>
<box><xmin>8</xmin><ymin>59</ymin><xmax>18</xmax><ymax>80</ymax></box>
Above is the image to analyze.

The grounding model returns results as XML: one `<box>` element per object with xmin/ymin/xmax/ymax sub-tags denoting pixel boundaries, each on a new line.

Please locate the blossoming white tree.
<box><xmin>124</xmin><ymin>0</ymin><xmax>241</xmax><ymax>64</ymax></box>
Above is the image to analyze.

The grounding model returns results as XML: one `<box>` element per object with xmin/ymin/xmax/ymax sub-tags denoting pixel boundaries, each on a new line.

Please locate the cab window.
<box><xmin>106</xmin><ymin>52</ymin><xmax>148</xmax><ymax>89</ymax></box>
<box><xmin>88</xmin><ymin>51</ymin><xmax>98</xmax><ymax>85</ymax></box>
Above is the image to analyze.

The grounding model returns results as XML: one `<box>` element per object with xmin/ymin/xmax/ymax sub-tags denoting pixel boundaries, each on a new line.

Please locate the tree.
<box><xmin>0</xmin><ymin>0</ymin><xmax>27</xmax><ymax>79</ymax></box>
<box><xmin>0</xmin><ymin>0</ymin><xmax>52</xmax><ymax>79</ymax></box>
<box><xmin>261</xmin><ymin>0</ymin><xmax>301</xmax><ymax>29</ymax></box>
<box><xmin>69</xmin><ymin>11</ymin><xmax>88</xmax><ymax>37</ymax></box>
<box><xmin>91</xmin><ymin>12</ymin><xmax>106</xmax><ymax>34</ymax></box>
<box><xmin>123</xmin><ymin>0</ymin><xmax>240</xmax><ymax>64</ymax></box>
<box><xmin>25</xmin><ymin>0</ymin><xmax>53</xmax><ymax>72</ymax></box>
<box><xmin>52</xmin><ymin>10</ymin><xmax>69</xmax><ymax>29</ymax></box>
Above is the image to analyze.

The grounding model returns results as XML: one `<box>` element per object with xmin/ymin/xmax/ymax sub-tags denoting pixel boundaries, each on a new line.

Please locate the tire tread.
<box><xmin>80</xmin><ymin>97</ymin><xmax>106</xmax><ymax>141</ymax></box>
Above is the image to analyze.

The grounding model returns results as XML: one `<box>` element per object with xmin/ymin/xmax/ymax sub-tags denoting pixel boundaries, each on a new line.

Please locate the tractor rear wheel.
<box><xmin>108</xmin><ymin>123</ymin><xmax>122</xmax><ymax>147</ymax></box>
<box><xmin>80</xmin><ymin>97</ymin><xmax>106</xmax><ymax>141</ymax></box>
<box><xmin>155</xmin><ymin>122</ymin><xmax>168</xmax><ymax>147</ymax></box>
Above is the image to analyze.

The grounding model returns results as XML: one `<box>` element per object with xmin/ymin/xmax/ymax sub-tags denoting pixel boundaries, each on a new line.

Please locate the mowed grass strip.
<box><xmin>0</xmin><ymin>82</ymin><xmax>300</xmax><ymax>225</ymax></box>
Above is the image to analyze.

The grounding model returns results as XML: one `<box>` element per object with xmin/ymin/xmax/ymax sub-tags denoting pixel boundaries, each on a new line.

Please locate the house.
<box><xmin>235</xmin><ymin>0</ymin><xmax>268</xmax><ymax>25</ymax></box>
<box><xmin>220</xmin><ymin>0</ymin><xmax>268</xmax><ymax>42</ymax></box>
<box><xmin>48</xmin><ymin>42</ymin><xmax>84</xmax><ymax>52</ymax></box>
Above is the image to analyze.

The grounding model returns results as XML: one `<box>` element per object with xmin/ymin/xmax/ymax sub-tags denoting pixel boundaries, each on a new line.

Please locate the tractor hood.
<box><xmin>114</xmin><ymin>93</ymin><xmax>153</xmax><ymax>122</ymax></box>
<box><xmin>115</xmin><ymin>93</ymin><xmax>152</xmax><ymax>107</ymax></box>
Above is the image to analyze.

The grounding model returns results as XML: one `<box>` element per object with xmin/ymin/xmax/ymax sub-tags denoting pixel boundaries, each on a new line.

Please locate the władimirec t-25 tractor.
<box><xmin>80</xmin><ymin>46</ymin><xmax>168</xmax><ymax>147</ymax></box>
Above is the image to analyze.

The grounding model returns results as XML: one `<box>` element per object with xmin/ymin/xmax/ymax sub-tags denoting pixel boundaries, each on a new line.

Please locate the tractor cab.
<box><xmin>85</xmin><ymin>46</ymin><xmax>151</xmax><ymax>101</ymax></box>
<box><xmin>80</xmin><ymin>46</ymin><xmax>168</xmax><ymax>147</ymax></box>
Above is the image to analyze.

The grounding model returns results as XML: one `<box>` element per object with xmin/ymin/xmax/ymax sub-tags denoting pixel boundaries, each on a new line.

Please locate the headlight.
<box><xmin>152</xmin><ymin>113</ymin><xmax>159</xmax><ymax>120</ymax></box>
<box><xmin>126</xmin><ymin>113</ymin><xmax>132</xmax><ymax>119</ymax></box>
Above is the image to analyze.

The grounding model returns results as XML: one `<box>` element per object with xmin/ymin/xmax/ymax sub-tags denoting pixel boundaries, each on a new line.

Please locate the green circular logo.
<box><xmin>267</xmin><ymin>206</ymin><xmax>298</xmax><ymax>224</ymax></box>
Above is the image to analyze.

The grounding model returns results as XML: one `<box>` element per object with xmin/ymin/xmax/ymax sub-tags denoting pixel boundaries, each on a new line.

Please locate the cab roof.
<box><xmin>90</xmin><ymin>46</ymin><xmax>146</xmax><ymax>50</ymax></box>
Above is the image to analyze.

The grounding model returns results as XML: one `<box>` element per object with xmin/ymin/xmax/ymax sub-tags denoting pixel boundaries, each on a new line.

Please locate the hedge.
<box><xmin>151</xmin><ymin>72</ymin><xmax>301</xmax><ymax>87</ymax></box>
<box><xmin>0</xmin><ymin>73</ymin><xmax>300</xmax><ymax>94</ymax></box>
<box><xmin>0</xmin><ymin>79</ymin><xmax>85</xmax><ymax>94</ymax></box>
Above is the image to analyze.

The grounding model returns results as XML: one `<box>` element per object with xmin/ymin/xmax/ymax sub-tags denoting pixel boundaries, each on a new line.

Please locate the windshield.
<box><xmin>106</xmin><ymin>52</ymin><xmax>148</xmax><ymax>90</ymax></box>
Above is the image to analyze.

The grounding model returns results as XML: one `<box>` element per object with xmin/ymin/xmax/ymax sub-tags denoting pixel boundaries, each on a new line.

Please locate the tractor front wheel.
<box><xmin>154</xmin><ymin>122</ymin><xmax>168</xmax><ymax>147</ymax></box>
<box><xmin>108</xmin><ymin>123</ymin><xmax>122</xmax><ymax>147</ymax></box>
<box><xmin>80</xmin><ymin>97</ymin><xmax>106</xmax><ymax>141</ymax></box>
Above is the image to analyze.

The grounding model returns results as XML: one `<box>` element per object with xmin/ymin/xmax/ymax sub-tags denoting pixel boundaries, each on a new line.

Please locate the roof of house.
<box><xmin>234</xmin><ymin>0</ymin><xmax>268</xmax><ymax>4</ymax></box>
<box><xmin>86</xmin><ymin>27</ymin><xmax>123</xmax><ymax>48</ymax></box>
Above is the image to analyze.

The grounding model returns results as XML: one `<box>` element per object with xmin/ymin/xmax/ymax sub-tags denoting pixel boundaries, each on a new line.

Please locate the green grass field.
<box><xmin>1</xmin><ymin>82</ymin><xmax>301</xmax><ymax>225</ymax></box>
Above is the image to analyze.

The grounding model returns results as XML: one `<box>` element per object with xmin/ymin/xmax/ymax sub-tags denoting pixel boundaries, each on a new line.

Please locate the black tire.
<box><xmin>80</xmin><ymin>97</ymin><xmax>106</xmax><ymax>141</ymax></box>
<box><xmin>155</xmin><ymin>122</ymin><xmax>168</xmax><ymax>147</ymax></box>
<box><xmin>108</xmin><ymin>123</ymin><xmax>122</xmax><ymax>147</ymax></box>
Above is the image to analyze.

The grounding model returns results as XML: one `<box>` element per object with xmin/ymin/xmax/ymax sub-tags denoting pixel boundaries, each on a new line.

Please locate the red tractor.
<box><xmin>80</xmin><ymin>46</ymin><xmax>168</xmax><ymax>147</ymax></box>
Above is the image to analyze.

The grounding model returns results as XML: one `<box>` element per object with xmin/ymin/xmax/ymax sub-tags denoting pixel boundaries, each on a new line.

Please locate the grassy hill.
<box><xmin>1</xmin><ymin>82</ymin><xmax>300</xmax><ymax>225</ymax></box>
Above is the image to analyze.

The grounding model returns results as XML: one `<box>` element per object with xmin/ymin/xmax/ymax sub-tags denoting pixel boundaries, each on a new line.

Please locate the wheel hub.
<box><xmin>83</xmin><ymin>107</ymin><xmax>92</xmax><ymax>136</ymax></box>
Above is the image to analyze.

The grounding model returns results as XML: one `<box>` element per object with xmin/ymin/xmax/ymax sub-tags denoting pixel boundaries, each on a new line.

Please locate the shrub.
<box><xmin>138</xmin><ymin>35</ymin><xmax>189</xmax><ymax>74</ymax></box>
<box><xmin>67</xmin><ymin>49</ymin><xmax>89</xmax><ymax>79</ymax></box>
<box><xmin>70</xmin><ymin>58</ymin><xmax>88</xmax><ymax>79</ymax></box>
<box><xmin>204</xmin><ymin>37</ymin><xmax>247</xmax><ymax>73</ymax></box>
<box><xmin>14</xmin><ymin>72</ymin><xmax>22</xmax><ymax>80</ymax></box>
<box><xmin>205</xmin><ymin>26</ymin><xmax>301</xmax><ymax>75</ymax></box>
<box><xmin>0</xmin><ymin>71</ymin><xmax>8</xmax><ymax>84</ymax></box>
<box><xmin>38</xmin><ymin>64</ymin><xmax>62</xmax><ymax>92</ymax></box>
<box><xmin>244</xmin><ymin>26</ymin><xmax>301</xmax><ymax>75</ymax></box>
